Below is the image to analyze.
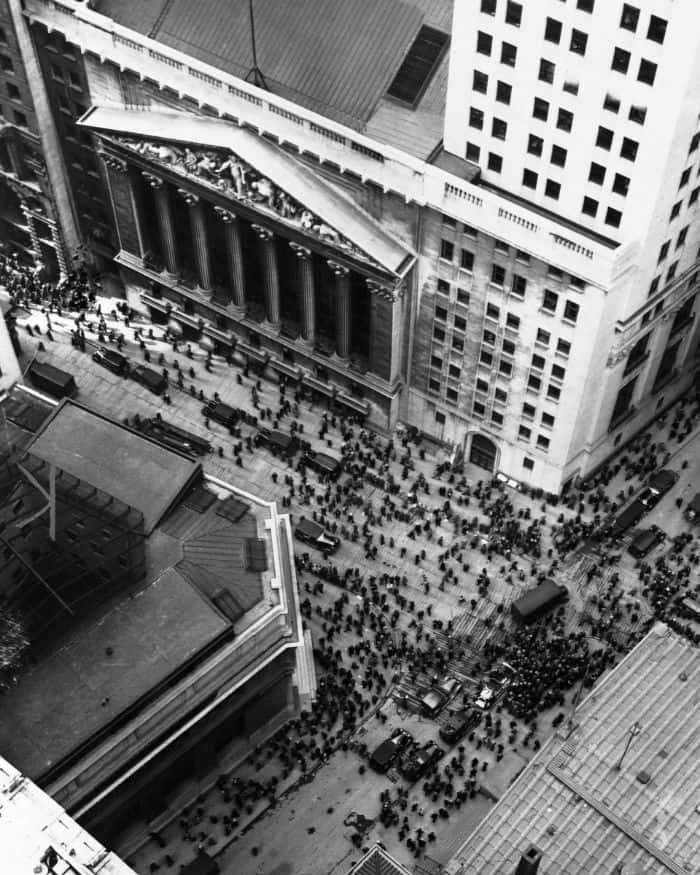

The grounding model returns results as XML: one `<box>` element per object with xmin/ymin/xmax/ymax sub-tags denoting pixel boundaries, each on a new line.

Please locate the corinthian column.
<box><xmin>291</xmin><ymin>242</ymin><xmax>315</xmax><ymax>346</ymax></box>
<box><xmin>252</xmin><ymin>224</ymin><xmax>281</xmax><ymax>328</ymax></box>
<box><xmin>178</xmin><ymin>189</ymin><xmax>211</xmax><ymax>292</ymax></box>
<box><xmin>328</xmin><ymin>260</ymin><xmax>351</xmax><ymax>361</ymax></box>
<box><xmin>143</xmin><ymin>172</ymin><xmax>178</xmax><ymax>277</ymax></box>
<box><xmin>214</xmin><ymin>206</ymin><xmax>246</xmax><ymax>314</ymax></box>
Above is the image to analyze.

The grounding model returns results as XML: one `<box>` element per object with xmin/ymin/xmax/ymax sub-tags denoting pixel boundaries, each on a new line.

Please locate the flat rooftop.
<box><xmin>28</xmin><ymin>400</ymin><xmax>200</xmax><ymax>534</ymax></box>
<box><xmin>447</xmin><ymin>622</ymin><xmax>700</xmax><ymax>875</ymax></box>
<box><xmin>94</xmin><ymin>0</ymin><xmax>453</xmax><ymax>159</ymax></box>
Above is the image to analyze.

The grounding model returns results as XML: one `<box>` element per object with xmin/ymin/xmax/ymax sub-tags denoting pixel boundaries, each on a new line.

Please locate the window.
<box><xmin>563</xmin><ymin>80</ymin><xmax>579</xmax><ymax>96</ymax></box>
<box><xmin>494</xmin><ymin>236</ymin><xmax>509</xmax><ymax>252</ymax></box>
<box><xmin>537</xmin><ymin>435</ymin><xmax>550</xmax><ymax>450</ymax></box>
<box><xmin>441</xmin><ymin>239</ymin><xmax>454</xmax><ymax>260</ymax></box>
<box><xmin>463</xmin><ymin>224</ymin><xmax>478</xmax><ymax>237</ymax></box>
<box><xmin>648</xmin><ymin>276</ymin><xmax>660</xmax><ymax>297</ymax></box>
<box><xmin>542</xmin><ymin>412</ymin><xmax>555</xmax><ymax>427</ymax></box>
<box><xmin>637</xmin><ymin>59</ymin><xmax>657</xmax><ymax>87</ymax></box>
<box><xmin>491</xmin><ymin>264</ymin><xmax>506</xmax><ymax>286</ymax></box>
<box><xmin>449</xmin><ymin>364</ymin><xmax>461</xmax><ymax>378</ymax></box>
<box><xmin>689</xmin><ymin>132</ymin><xmax>700</xmax><ymax>155</ymax></box>
<box><xmin>473</xmin><ymin>70</ymin><xmax>488</xmax><ymax>93</ymax></box>
<box><xmin>13</xmin><ymin>110</ymin><xmax>26</xmax><ymax>127</ymax></box>
<box><xmin>505</xmin><ymin>1</ymin><xmax>522</xmax><ymax>26</ymax></box>
<box><xmin>483</xmin><ymin>329</ymin><xmax>497</xmax><ymax>346</ymax></box>
<box><xmin>532</xmin><ymin>353</ymin><xmax>545</xmax><ymax>370</ymax></box>
<box><xmin>689</xmin><ymin>187</ymin><xmax>700</xmax><ymax>206</ymax></box>
<box><xmin>519</xmin><ymin>425</ymin><xmax>532</xmax><ymax>439</ymax></box>
<box><xmin>501</xmin><ymin>42</ymin><xmax>517</xmax><ymax>66</ymax></box>
<box><xmin>611</xmin><ymin>47</ymin><xmax>631</xmax><ymax>74</ymax></box>
<box><xmin>494</xmin><ymin>387</ymin><xmax>507</xmax><ymax>403</ymax></box>
<box><xmin>1</xmin><ymin>54</ymin><xmax>14</xmax><ymax>73</ymax></box>
<box><xmin>624</xmin><ymin>332</ymin><xmax>650</xmax><ymax>374</ymax></box>
<box><xmin>502</xmin><ymin>338</ymin><xmax>515</xmax><ymax>355</ymax></box>
<box><xmin>0</xmin><ymin>28</ymin><xmax>7</xmax><ymax>46</ymax></box>
<box><xmin>460</xmin><ymin>249</ymin><xmax>474</xmax><ymax>271</ymax></box>
<box><xmin>437</xmin><ymin>278</ymin><xmax>450</xmax><ymax>294</ymax></box>
<box><xmin>570</xmin><ymin>29</ymin><xmax>587</xmax><ymax>55</ymax></box>
<box><xmin>603</xmin><ymin>94</ymin><xmax>620</xmax><ymax>114</ymax></box>
<box><xmin>557</xmin><ymin>338</ymin><xmax>571</xmax><ymax>356</ymax></box>
<box><xmin>516</xmin><ymin>249</ymin><xmax>530</xmax><ymax>264</ymax></box>
<box><xmin>647</xmin><ymin>15</ymin><xmax>667</xmax><ymax>45</ymax></box>
<box><xmin>454</xmin><ymin>315</ymin><xmax>467</xmax><ymax>332</ymax></box>
<box><xmin>676</xmin><ymin>226</ymin><xmax>689</xmax><ymax>249</ymax></box>
<box><xmin>522</xmin><ymin>403</ymin><xmax>535</xmax><ymax>418</ymax></box>
<box><xmin>576</xmin><ymin>0</ymin><xmax>594</xmax><ymax>11</ymax></box>
<box><xmin>589</xmin><ymin>162</ymin><xmax>606</xmax><ymax>185</ymax></box>
<box><xmin>546</xmin><ymin>384</ymin><xmax>561</xmax><ymax>401</ymax></box>
<box><xmin>429</xmin><ymin>378</ymin><xmax>441</xmax><ymax>393</ymax></box>
<box><xmin>596</xmin><ymin>127</ymin><xmax>613</xmax><ymax>150</ymax></box>
<box><xmin>533</xmin><ymin>97</ymin><xmax>549</xmax><ymax>121</ymax></box>
<box><xmin>477</xmin><ymin>31</ymin><xmax>493</xmax><ymax>55</ymax></box>
<box><xmin>488</xmin><ymin>152</ymin><xmax>503</xmax><ymax>172</ymax></box>
<box><xmin>457</xmin><ymin>286</ymin><xmax>470</xmax><ymax>303</ymax></box>
<box><xmin>527</xmin><ymin>133</ymin><xmax>543</xmax><ymax>156</ymax></box>
<box><xmin>523</xmin><ymin>457</ymin><xmax>534</xmax><ymax>470</ymax></box>
<box><xmin>506</xmin><ymin>312</ymin><xmax>520</xmax><ymax>329</ymax></box>
<box><xmin>628</xmin><ymin>105</ymin><xmax>646</xmax><ymax>125</ymax></box>
<box><xmin>446</xmin><ymin>388</ymin><xmax>458</xmax><ymax>403</ymax></box>
<box><xmin>480</xmin><ymin>349</ymin><xmax>494</xmax><ymax>365</ymax></box>
<box><xmin>466</xmin><ymin>142</ymin><xmax>481</xmax><ymax>162</ymax></box>
<box><xmin>563</xmin><ymin>300</ymin><xmax>580</xmax><ymax>323</ymax></box>
<box><xmin>669</xmin><ymin>201</ymin><xmax>681</xmax><ymax>221</ymax></box>
<box><xmin>435</xmin><ymin>305</ymin><xmax>448</xmax><ymax>321</ymax></box>
<box><xmin>476</xmin><ymin>378</ymin><xmax>489</xmax><ymax>393</ymax></box>
<box><xmin>6</xmin><ymin>82</ymin><xmax>20</xmax><ymax>101</ymax></box>
<box><xmin>492</xmin><ymin>117</ymin><xmax>508</xmax><ymax>139</ymax></box>
<box><xmin>605</xmin><ymin>207</ymin><xmax>622</xmax><ymax>228</ymax></box>
<box><xmin>582</xmin><ymin>196</ymin><xmax>598</xmax><ymax>217</ymax></box>
<box><xmin>620</xmin><ymin>137</ymin><xmax>638</xmax><ymax>162</ymax></box>
<box><xmin>528</xmin><ymin>375</ymin><xmax>542</xmax><ymax>391</ymax></box>
<box><xmin>551</xmin><ymin>363</ymin><xmax>566</xmax><ymax>381</ymax></box>
<box><xmin>666</xmin><ymin>261</ymin><xmax>678</xmax><ymax>283</ymax></box>
<box><xmin>657</xmin><ymin>242</ymin><xmax>669</xmax><ymax>264</ymax></box>
<box><xmin>620</xmin><ymin>4</ymin><xmax>639</xmax><ymax>31</ymax></box>
<box><xmin>435</xmin><ymin>410</ymin><xmax>446</xmax><ymax>425</ymax></box>
<box><xmin>433</xmin><ymin>325</ymin><xmax>445</xmax><ymax>341</ymax></box>
<box><xmin>551</xmin><ymin>145</ymin><xmax>567</xmax><ymax>167</ymax></box>
<box><xmin>543</xmin><ymin>289</ymin><xmax>559</xmax><ymax>312</ymax></box>
<box><xmin>670</xmin><ymin>296</ymin><xmax>695</xmax><ymax>335</ymax></box>
<box><xmin>511</xmin><ymin>274</ymin><xmax>527</xmax><ymax>297</ymax></box>
<box><xmin>442</xmin><ymin>214</ymin><xmax>457</xmax><ymax>228</ymax></box>
<box><xmin>545</xmin><ymin>18</ymin><xmax>562</xmax><ymax>44</ymax></box>
<box><xmin>387</xmin><ymin>25</ymin><xmax>449</xmax><ymax>103</ymax></box>
<box><xmin>679</xmin><ymin>168</ymin><xmax>691</xmax><ymax>189</ymax></box>
<box><xmin>469</xmin><ymin>107</ymin><xmax>484</xmax><ymax>129</ymax></box>
<box><xmin>452</xmin><ymin>336</ymin><xmax>464</xmax><ymax>352</ymax></box>
<box><xmin>486</xmin><ymin>302</ymin><xmax>500</xmax><ymax>319</ymax></box>
<box><xmin>613</xmin><ymin>174</ymin><xmax>630</xmax><ymax>196</ymax></box>
<box><xmin>545</xmin><ymin>179</ymin><xmax>561</xmax><ymax>200</ymax></box>
<box><xmin>522</xmin><ymin>168</ymin><xmax>538</xmax><ymax>189</ymax></box>
<box><xmin>431</xmin><ymin>354</ymin><xmax>443</xmax><ymax>369</ymax></box>
<box><xmin>610</xmin><ymin>377</ymin><xmax>637</xmax><ymax>425</ymax></box>
<box><xmin>498</xmin><ymin>359</ymin><xmax>512</xmax><ymax>377</ymax></box>
<box><xmin>473</xmin><ymin>401</ymin><xmax>486</xmax><ymax>417</ymax></box>
<box><xmin>536</xmin><ymin>328</ymin><xmax>551</xmax><ymax>346</ymax></box>
<box><xmin>557</xmin><ymin>108</ymin><xmax>573</xmax><ymax>132</ymax></box>
<box><xmin>539</xmin><ymin>59</ymin><xmax>555</xmax><ymax>84</ymax></box>
<box><xmin>496</xmin><ymin>80</ymin><xmax>512</xmax><ymax>104</ymax></box>
<box><xmin>481</xmin><ymin>0</ymin><xmax>496</xmax><ymax>13</ymax></box>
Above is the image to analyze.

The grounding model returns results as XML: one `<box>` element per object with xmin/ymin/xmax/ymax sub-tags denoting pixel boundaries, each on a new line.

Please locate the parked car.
<box><xmin>473</xmin><ymin>684</ymin><xmax>496</xmax><ymax>711</ymax></box>
<box><xmin>28</xmin><ymin>361</ymin><xmax>77</xmax><ymax>399</ymax></box>
<box><xmin>684</xmin><ymin>493</ymin><xmax>700</xmax><ymax>524</ymax></box>
<box><xmin>201</xmin><ymin>400</ymin><xmax>239</xmax><ymax>429</ymax></box>
<box><xmin>638</xmin><ymin>469</ymin><xmax>679</xmax><ymax>510</ymax></box>
<box><xmin>92</xmin><ymin>347</ymin><xmax>129</xmax><ymax>375</ymax></box>
<box><xmin>257</xmin><ymin>427</ymin><xmax>298</xmax><ymax>458</ymax></box>
<box><xmin>131</xmin><ymin>365</ymin><xmax>167</xmax><ymax>395</ymax></box>
<box><xmin>369</xmin><ymin>728</ymin><xmax>413</xmax><ymax>773</ymax></box>
<box><xmin>628</xmin><ymin>524</ymin><xmax>666</xmax><ymax>558</ymax></box>
<box><xmin>295</xmin><ymin>517</ymin><xmax>340</xmax><ymax>555</ymax></box>
<box><xmin>439</xmin><ymin>708</ymin><xmax>482</xmax><ymax>745</ymax></box>
<box><xmin>436</xmin><ymin>675</ymin><xmax>461</xmax><ymax>698</ymax></box>
<box><xmin>300</xmin><ymin>450</ymin><xmax>344</xmax><ymax>479</ymax></box>
<box><xmin>400</xmin><ymin>740</ymin><xmax>444</xmax><ymax>781</ymax></box>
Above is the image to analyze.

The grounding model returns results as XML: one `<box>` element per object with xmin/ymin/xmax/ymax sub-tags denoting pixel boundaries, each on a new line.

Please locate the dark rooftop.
<box><xmin>27</xmin><ymin>401</ymin><xmax>201</xmax><ymax>534</ymax></box>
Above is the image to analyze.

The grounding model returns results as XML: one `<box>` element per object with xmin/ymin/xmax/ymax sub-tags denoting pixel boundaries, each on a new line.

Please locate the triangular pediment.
<box><xmin>80</xmin><ymin>106</ymin><xmax>414</xmax><ymax>278</ymax></box>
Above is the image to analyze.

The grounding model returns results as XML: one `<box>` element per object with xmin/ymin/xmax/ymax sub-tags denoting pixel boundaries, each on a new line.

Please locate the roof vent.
<box><xmin>679</xmin><ymin>672</ymin><xmax>688</xmax><ymax>681</ymax></box>
<box><xmin>636</xmin><ymin>770</ymin><xmax>651</xmax><ymax>784</ymax></box>
<box><xmin>515</xmin><ymin>844</ymin><xmax>542</xmax><ymax>875</ymax></box>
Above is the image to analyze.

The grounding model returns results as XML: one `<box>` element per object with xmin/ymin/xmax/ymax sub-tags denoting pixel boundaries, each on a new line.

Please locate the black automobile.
<box><xmin>439</xmin><ymin>708</ymin><xmax>482</xmax><ymax>745</ymax></box>
<box><xmin>628</xmin><ymin>524</ymin><xmax>666</xmax><ymax>558</ymax></box>
<box><xmin>638</xmin><ymin>469</ymin><xmax>679</xmax><ymax>510</ymax></box>
<box><xmin>131</xmin><ymin>365</ymin><xmax>167</xmax><ymax>395</ymax></box>
<box><xmin>369</xmin><ymin>728</ymin><xmax>413</xmax><ymax>773</ymax></box>
<box><xmin>92</xmin><ymin>347</ymin><xmax>129</xmax><ymax>375</ymax></box>
<box><xmin>257</xmin><ymin>427</ymin><xmax>298</xmax><ymax>459</ymax></box>
<box><xmin>202</xmin><ymin>401</ymin><xmax>238</xmax><ymax>429</ymax></box>
<box><xmin>400</xmin><ymin>740</ymin><xmax>444</xmax><ymax>781</ymax></box>
<box><xmin>300</xmin><ymin>450</ymin><xmax>343</xmax><ymax>479</ymax></box>
<box><xmin>684</xmin><ymin>493</ymin><xmax>700</xmax><ymax>524</ymax></box>
<box><xmin>295</xmin><ymin>517</ymin><xmax>340</xmax><ymax>555</ymax></box>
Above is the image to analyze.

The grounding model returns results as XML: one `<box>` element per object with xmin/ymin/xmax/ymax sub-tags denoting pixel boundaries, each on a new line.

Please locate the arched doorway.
<box><xmin>469</xmin><ymin>433</ymin><xmax>498</xmax><ymax>473</ymax></box>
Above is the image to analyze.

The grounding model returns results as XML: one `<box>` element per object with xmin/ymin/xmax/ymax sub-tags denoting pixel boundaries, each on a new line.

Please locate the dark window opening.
<box><xmin>387</xmin><ymin>26</ymin><xmax>449</xmax><ymax>105</ymax></box>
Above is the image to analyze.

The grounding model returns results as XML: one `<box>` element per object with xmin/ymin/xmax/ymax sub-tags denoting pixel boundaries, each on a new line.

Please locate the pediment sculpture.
<box><xmin>115</xmin><ymin>137</ymin><xmax>380</xmax><ymax>269</ymax></box>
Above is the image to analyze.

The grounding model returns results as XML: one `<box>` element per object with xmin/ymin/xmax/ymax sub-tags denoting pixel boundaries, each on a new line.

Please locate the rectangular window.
<box><xmin>495</xmin><ymin>241</ymin><xmax>509</xmax><ymax>254</ymax></box>
<box><xmin>623</xmin><ymin>332</ymin><xmax>650</xmax><ymax>375</ymax></box>
<box><xmin>431</xmin><ymin>354</ymin><xmax>443</xmax><ymax>369</ymax></box>
<box><xmin>563</xmin><ymin>80</ymin><xmax>579</xmax><ymax>96</ymax></box>
<box><xmin>446</xmin><ymin>388</ymin><xmax>458</xmax><ymax>403</ymax></box>
<box><xmin>527</xmin><ymin>133</ymin><xmax>543</xmax><ymax>156</ymax></box>
<box><xmin>532</xmin><ymin>353</ymin><xmax>546</xmax><ymax>370</ymax></box>
<box><xmin>620</xmin><ymin>4</ymin><xmax>639</xmax><ymax>31</ymax></box>
<box><xmin>689</xmin><ymin>132</ymin><xmax>700</xmax><ymax>155</ymax></box>
<box><xmin>556</xmin><ymin>338</ymin><xmax>571</xmax><ymax>356</ymax></box>
<box><xmin>679</xmin><ymin>168</ymin><xmax>691</xmax><ymax>189</ymax></box>
<box><xmin>582</xmin><ymin>196</ymin><xmax>598</xmax><ymax>217</ymax></box>
<box><xmin>605</xmin><ymin>207</ymin><xmax>622</xmax><ymax>228</ymax></box>
<box><xmin>460</xmin><ymin>249</ymin><xmax>474</xmax><ymax>271</ymax></box>
<box><xmin>488</xmin><ymin>152</ymin><xmax>503</xmax><ymax>172</ymax></box>
<box><xmin>637</xmin><ymin>60</ymin><xmax>657</xmax><ymax>87</ymax></box>
<box><xmin>511</xmin><ymin>274</ymin><xmax>527</xmax><ymax>297</ymax></box>
<box><xmin>433</xmin><ymin>326</ymin><xmax>445</xmax><ymax>341</ymax></box>
<box><xmin>492</xmin><ymin>117</ymin><xmax>508</xmax><ymax>139</ymax></box>
<box><xmin>522</xmin><ymin>168</ymin><xmax>538</xmax><ymax>189</ymax></box>
<box><xmin>551</xmin><ymin>363</ymin><xmax>566</xmax><ymax>381</ymax></box>
<box><xmin>452</xmin><ymin>336</ymin><xmax>464</xmax><ymax>352</ymax></box>
<box><xmin>647</xmin><ymin>15</ymin><xmax>667</xmax><ymax>45</ymax></box>
<box><xmin>473</xmin><ymin>401</ymin><xmax>486</xmax><ymax>417</ymax></box>
<box><xmin>669</xmin><ymin>201</ymin><xmax>681</xmax><ymax>221</ymax></box>
<box><xmin>577</xmin><ymin>0</ymin><xmax>594</xmax><ymax>11</ymax></box>
<box><xmin>466</xmin><ymin>142</ymin><xmax>481</xmax><ymax>162</ymax></box>
<box><xmin>533</xmin><ymin>97</ymin><xmax>549</xmax><ymax>121</ymax></box>
<box><xmin>628</xmin><ymin>105</ymin><xmax>646</xmax><ymax>125</ymax></box>
<box><xmin>486</xmin><ymin>303</ymin><xmax>500</xmax><ymax>319</ymax></box>
<box><xmin>483</xmin><ymin>329</ymin><xmax>497</xmax><ymax>346</ymax></box>
<box><xmin>501</xmin><ymin>42</ymin><xmax>517</xmax><ymax>66</ymax></box>
<box><xmin>480</xmin><ymin>349</ymin><xmax>494</xmax><ymax>365</ymax></box>
<box><xmin>6</xmin><ymin>82</ymin><xmax>20</xmax><ymax>101</ymax></box>
<box><xmin>545</xmin><ymin>179</ymin><xmax>561</xmax><ymax>200</ymax></box>
<box><xmin>545</xmin><ymin>18</ymin><xmax>562</xmax><ymax>44</ymax></box>
<box><xmin>498</xmin><ymin>360</ymin><xmax>512</xmax><ymax>376</ymax></box>
<box><xmin>457</xmin><ymin>287</ymin><xmax>470</xmax><ymax>305</ymax></box>
<box><xmin>676</xmin><ymin>226</ymin><xmax>689</xmax><ymax>249</ymax></box>
<box><xmin>523</xmin><ymin>457</ymin><xmax>534</xmax><ymax>470</ymax></box>
<box><xmin>589</xmin><ymin>162</ymin><xmax>606</xmax><ymax>184</ymax></box>
<box><xmin>506</xmin><ymin>312</ymin><xmax>520</xmax><ymax>329</ymax></box>
<box><xmin>469</xmin><ymin>107</ymin><xmax>484</xmax><ymax>129</ymax></box>
<box><xmin>570</xmin><ymin>29</ymin><xmax>588</xmax><ymax>55</ymax></box>
<box><xmin>477</xmin><ymin>31</ymin><xmax>493</xmax><ymax>55</ymax></box>
<box><xmin>543</xmin><ymin>289</ymin><xmax>559</xmax><ymax>312</ymax></box>
<box><xmin>435</xmin><ymin>410</ymin><xmax>446</xmax><ymax>424</ymax></box>
<box><xmin>542</xmin><ymin>412</ymin><xmax>555</xmax><ymax>428</ymax></box>
<box><xmin>476</xmin><ymin>377</ymin><xmax>489</xmax><ymax>393</ymax></box>
<box><xmin>454</xmin><ymin>315</ymin><xmax>467</xmax><ymax>332</ymax></box>
<box><xmin>536</xmin><ymin>328</ymin><xmax>551</xmax><ymax>346</ymax></box>
<box><xmin>612</xmin><ymin>173</ymin><xmax>630</xmax><ymax>196</ymax></box>
<box><xmin>536</xmin><ymin>435</ymin><xmax>550</xmax><ymax>449</ymax></box>
<box><xmin>596</xmin><ymin>127</ymin><xmax>613</xmax><ymax>150</ymax></box>
<box><xmin>491</xmin><ymin>264</ymin><xmax>506</xmax><ymax>286</ymax></box>
<box><xmin>440</xmin><ymin>239</ymin><xmax>455</xmax><ymax>260</ymax></box>
<box><xmin>603</xmin><ymin>93</ymin><xmax>620</xmax><ymax>114</ymax></box>
<box><xmin>689</xmin><ymin>187</ymin><xmax>700</xmax><ymax>206</ymax></box>
<box><xmin>620</xmin><ymin>137</ymin><xmax>638</xmax><ymax>161</ymax></box>
<box><xmin>666</xmin><ymin>261</ymin><xmax>678</xmax><ymax>283</ymax></box>
<box><xmin>502</xmin><ymin>338</ymin><xmax>515</xmax><ymax>356</ymax></box>
<box><xmin>437</xmin><ymin>278</ymin><xmax>450</xmax><ymax>294</ymax></box>
<box><xmin>610</xmin><ymin>377</ymin><xmax>637</xmax><ymax>425</ymax></box>
<box><xmin>528</xmin><ymin>375</ymin><xmax>542</xmax><ymax>391</ymax></box>
<box><xmin>539</xmin><ymin>59</ymin><xmax>555</xmax><ymax>84</ymax></box>
<box><xmin>473</xmin><ymin>70</ymin><xmax>488</xmax><ymax>93</ymax></box>
<box><xmin>505</xmin><ymin>1</ymin><xmax>522</xmax><ymax>26</ymax></box>
<box><xmin>519</xmin><ymin>425</ymin><xmax>532</xmax><ymax>440</ymax></box>
<box><xmin>429</xmin><ymin>379</ymin><xmax>441</xmax><ymax>394</ymax></box>
<box><xmin>494</xmin><ymin>387</ymin><xmax>507</xmax><ymax>402</ymax></box>
<box><xmin>449</xmin><ymin>364</ymin><xmax>461</xmax><ymax>378</ymax></box>
<box><xmin>611</xmin><ymin>47</ymin><xmax>631</xmax><ymax>74</ymax></box>
<box><xmin>522</xmin><ymin>403</ymin><xmax>535</xmax><ymax>418</ymax></box>
<box><xmin>563</xmin><ymin>300</ymin><xmax>580</xmax><ymax>323</ymax></box>
<box><xmin>551</xmin><ymin>144</ymin><xmax>567</xmax><ymax>167</ymax></box>
<box><xmin>435</xmin><ymin>305</ymin><xmax>448</xmax><ymax>321</ymax></box>
<box><xmin>481</xmin><ymin>0</ymin><xmax>496</xmax><ymax>12</ymax></box>
<box><xmin>496</xmin><ymin>81</ymin><xmax>512</xmax><ymax>104</ymax></box>
<box><xmin>546</xmin><ymin>385</ymin><xmax>561</xmax><ymax>401</ymax></box>
<box><xmin>557</xmin><ymin>108</ymin><xmax>573</xmax><ymax>132</ymax></box>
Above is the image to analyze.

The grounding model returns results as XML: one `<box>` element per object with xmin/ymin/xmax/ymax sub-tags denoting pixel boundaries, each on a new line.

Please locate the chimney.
<box><xmin>515</xmin><ymin>844</ymin><xmax>542</xmax><ymax>875</ymax></box>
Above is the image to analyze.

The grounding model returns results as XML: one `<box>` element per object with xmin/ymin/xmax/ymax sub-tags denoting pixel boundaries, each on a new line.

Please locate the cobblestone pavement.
<box><xmin>12</xmin><ymin>292</ymin><xmax>700</xmax><ymax>875</ymax></box>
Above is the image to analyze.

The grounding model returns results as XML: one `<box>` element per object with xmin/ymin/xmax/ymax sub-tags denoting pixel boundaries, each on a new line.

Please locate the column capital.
<box><xmin>98</xmin><ymin>151</ymin><xmax>127</xmax><ymax>173</ymax></box>
<box><xmin>366</xmin><ymin>278</ymin><xmax>404</xmax><ymax>302</ymax></box>
<box><xmin>252</xmin><ymin>223</ymin><xmax>274</xmax><ymax>241</ymax></box>
<box><xmin>289</xmin><ymin>241</ymin><xmax>312</xmax><ymax>260</ymax></box>
<box><xmin>213</xmin><ymin>205</ymin><xmax>237</xmax><ymax>224</ymax></box>
<box><xmin>177</xmin><ymin>188</ymin><xmax>199</xmax><ymax>207</ymax></box>
<box><xmin>327</xmin><ymin>260</ymin><xmax>349</xmax><ymax>277</ymax></box>
<box><xmin>142</xmin><ymin>171</ymin><xmax>164</xmax><ymax>189</ymax></box>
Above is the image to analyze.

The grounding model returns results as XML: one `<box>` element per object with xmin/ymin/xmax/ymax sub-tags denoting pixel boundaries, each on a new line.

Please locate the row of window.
<box><xmin>0</xmin><ymin>101</ymin><xmax>28</xmax><ymax>128</ymax></box>
<box><xmin>480</xmin><ymin>0</ymin><xmax>596</xmax><ymax>22</ymax></box>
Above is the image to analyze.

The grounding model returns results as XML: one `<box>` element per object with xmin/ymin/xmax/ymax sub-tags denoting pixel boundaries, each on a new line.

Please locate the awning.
<box><xmin>269</xmin><ymin>358</ymin><xmax>302</xmax><ymax>380</ymax></box>
<box><xmin>140</xmin><ymin>292</ymin><xmax>169</xmax><ymax>314</ymax></box>
<box><xmin>80</xmin><ymin>106</ymin><xmax>415</xmax><ymax>278</ymax></box>
<box><xmin>302</xmin><ymin>374</ymin><xmax>335</xmax><ymax>397</ymax></box>
<box><xmin>172</xmin><ymin>310</ymin><xmax>202</xmax><ymax>330</ymax></box>
<box><xmin>335</xmin><ymin>392</ymin><xmax>369</xmax><ymax>416</ymax></box>
<box><xmin>237</xmin><ymin>341</ymin><xmax>269</xmax><ymax>365</ymax></box>
<box><xmin>203</xmin><ymin>325</ymin><xmax>236</xmax><ymax>346</ymax></box>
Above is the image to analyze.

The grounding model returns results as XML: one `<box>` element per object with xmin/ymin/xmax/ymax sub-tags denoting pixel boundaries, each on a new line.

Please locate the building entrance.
<box><xmin>469</xmin><ymin>433</ymin><xmax>498</xmax><ymax>472</ymax></box>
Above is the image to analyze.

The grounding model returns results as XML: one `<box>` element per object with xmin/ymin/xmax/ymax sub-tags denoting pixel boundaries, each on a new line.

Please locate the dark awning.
<box><xmin>269</xmin><ymin>358</ymin><xmax>302</xmax><ymax>380</ymax></box>
<box><xmin>140</xmin><ymin>292</ymin><xmax>170</xmax><ymax>314</ymax></box>
<box><xmin>172</xmin><ymin>310</ymin><xmax>202</xmax><ymax>330</ymax></box>
<box><xmin>237</xmin><ymin>341</ymin><xmax>269</xmax><ymax>365</ymax></box>
<box><xmin>203</xmin><ymin>325</ymin><xmax>236</xmax><ymax>346</ymax></box>
<box><xmin>302</xmin><ymin>375</ymin><xmax>335</xmax><ymax>397</ymax></box>
<box><xmin>335</xmin><ymin>392</ymin><xmax>369</xmax><ymax>416</ymax></box>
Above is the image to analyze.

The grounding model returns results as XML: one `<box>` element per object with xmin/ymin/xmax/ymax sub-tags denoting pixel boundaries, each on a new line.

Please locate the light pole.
<box><xmin>614</xmin><ymin>721</ymin><xmax>642</xmax><ymax>771</ymax></box>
